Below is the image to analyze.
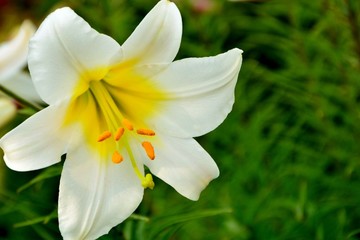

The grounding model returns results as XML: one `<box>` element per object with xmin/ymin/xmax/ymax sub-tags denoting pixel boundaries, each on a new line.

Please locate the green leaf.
<box><xmin>146</xmin><ymin>208</ymin><xmax>232</xmax><ymax>240</ymax></box>
<box><xmin>17</xmin><ymin>166</ymin><xmax>62</xmax><ymax>193</ymax></box>
<box><xmin>14</xmin><ymin>209</ymin><xmax>57</xmax><ymax>228</ymax></box>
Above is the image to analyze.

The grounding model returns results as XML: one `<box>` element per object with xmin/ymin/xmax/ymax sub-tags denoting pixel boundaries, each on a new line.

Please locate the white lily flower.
<box><xmin>0</xmin><ymin>20</ymin><xmax>40</xmax><ymax>127</ymax></box>
<box><xmin>0</xmin><ymin>1</ymin><xmax>242</xmax><ymax>239</ymax></box>
<box><xmin>0</xmin><ymin>19</ymin><xmax>41</xmax><ymax>102</ymax></box>
<box><xmin>0</xmin><ymin>20</ymin><xmax>35</xmax><ymax>82</ymax></box>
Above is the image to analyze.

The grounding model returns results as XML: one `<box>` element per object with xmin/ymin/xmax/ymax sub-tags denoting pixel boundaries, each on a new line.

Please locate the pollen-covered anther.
<box><xmin>136</xmin><ymin>129</ymin><xmax>156</xmax><ymax>136</ymax></box>
<box><xmin>97</xmin><ymin>130</ymin><xmax>112</xmax><ymax>142</ymax></box>
<box><xmin>114</xmin><ymin>127</ymin><xmax>125</xmax><ymax>141</ymax></box>
<box><xmin>122</xmin><ymin>118</ymin><xmax>134</xmax><ymax>131</ymax></box>
<box><xmin>112</xmin><ymin>151</ymin><xmax>123</xmax><ymax>164</ymax></box>
<box><xmin>142</xmin><ymin>141</ymin><xmax>155</xmax><ymax>160</ymax></box>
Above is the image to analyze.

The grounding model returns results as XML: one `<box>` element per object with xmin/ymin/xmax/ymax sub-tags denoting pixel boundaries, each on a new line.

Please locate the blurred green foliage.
<box><xmin>1</xmin><ymin>0</ymin><xmax>360</xmax><ymax>239</ymax></box>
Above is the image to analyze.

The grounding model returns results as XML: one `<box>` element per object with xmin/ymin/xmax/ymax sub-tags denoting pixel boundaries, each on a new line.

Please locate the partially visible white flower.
<box><xmin>1</xmin><ymin>1</ymin><xmax>243</xmax><ymax>239</ymax></box>
<box><xmin>0</xmin><ymin>20</ymin><xmax>41</xmax><ymax>103</ymax></box>
<box><xmin>0</xmin><ymin>20</ymin><xmax>35</xmax><ymax>81</ymax></box>
<box><xmin>0</xmin><ymin>98</ymin><xmax>16</xmax><ymax>127</ymax></box>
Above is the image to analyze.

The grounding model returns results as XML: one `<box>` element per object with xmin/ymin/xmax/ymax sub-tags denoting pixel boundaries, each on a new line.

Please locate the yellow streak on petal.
<box><xmin>104</xmin><ymin>60</ymin><xmax>169</xmax><ymax>126</ymax></box>
<box><xmin>63</xmin><ymin>80</ymin><xmax>113</xmax><ymax>157</ymax></box>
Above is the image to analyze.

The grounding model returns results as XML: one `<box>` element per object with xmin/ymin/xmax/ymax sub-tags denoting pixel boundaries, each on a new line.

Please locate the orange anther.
<box><xmin>136</xmin><ymin>129</ymin><xmax>155</xmax><ymax>136</ymax></box>
<box><xmin>97</xmin><ymin>131</ymin><xmax>112</xmax><ymax>142</ymax></box>
<box><xmin>114</xmin><ymin>127</ymin><xmax>125</xmax><ymax>141</ymax></box>
<box><xmin>122</xmin><ymin>118</ymin><xmax>134</xmax><ymax>131</ymax></box>
<box><xmin>112</xmin><ymin>151</ymin><xmax>123</xmax><ymax>164</ymax></box>
<box><xmin>142</xmin><ymin>141</ymin><xmax>155</xmax><ymax>160</ymax></box>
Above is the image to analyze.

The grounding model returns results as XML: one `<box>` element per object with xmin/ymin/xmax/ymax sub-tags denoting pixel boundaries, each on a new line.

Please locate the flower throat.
<box><xmin>89</xmin><ymin>80</ymin><xmax>156</xmax><ymax>189</ymax></box>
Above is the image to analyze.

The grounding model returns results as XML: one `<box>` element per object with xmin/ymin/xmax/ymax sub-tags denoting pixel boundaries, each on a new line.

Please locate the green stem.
<box><xmin>344</xmin><ymin>0</ymin><xmax>360</xmax><ymax>62</ymax></box>
<box><xmin>0</xmin><ymin>84</ymin><xmax>43</xmax><ymax>112</ymax></box>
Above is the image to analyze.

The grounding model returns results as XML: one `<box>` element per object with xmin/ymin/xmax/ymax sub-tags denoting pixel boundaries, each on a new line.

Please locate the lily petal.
<box><xmin>0</xmin><ymin>98</ymin><xmax>16</xmax><ymax>127</ymax></box>
<box><xmin>135</xmin><ymin>134</ymin><xmax>219</xmax><ymax>201</ymax></box>
<box><xmin>121</xmin><ymin>0</ymin><xmax>182</xmax><ymax>64</ymax></box>
<box><xmin>28</xmin><ymin>7</ymin><xmax>121</xmax><ymax>105</ymax></box>
<box><xmin>59</xmin><ymin>146</ymin><xmax>144</xmax><ymax>240</ymax></box>
<box><xmin>0</xmin><ymin>103</ymin><xmax>69</xmax><ymax>171</ymax></box>
<box><xmin>1</xmin><ymin>72</ymin><xmax>42</xmax><ymax>103</ymax></box>
<box><xmin>140</xmin><ymin>48</ymin><xmax>242</xmax><ymax>138</ymax></box>
<box><xmin>0</xmin><ymin>20</ymin><xmax>35</xmax><ymax>82</ymax></box>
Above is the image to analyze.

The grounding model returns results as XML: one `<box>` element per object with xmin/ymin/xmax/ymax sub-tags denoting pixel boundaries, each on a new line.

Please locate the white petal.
<box><xmin>59</xmin><ymin>146</ymin><xmax>144</xmax><ymax>240</ymax></box>
<box><xmin>135</xmin><ymin>134</ymin><xmax>219</xmax><ymax>201</ymax></box>
<box><xmin>145</xmin><ymin>48</ymin><xmax>243</xmax><ymax>138</ymax></box>
<box><xmin>121</xmin><ymin>0</ymin><xmax>182</xmax><ymax>64</ymax></box>
<box><xmin>0</xmin><ymin>103</ymin><xmax>70</xmax><ymax>171</ymax></box>
<box><xmin>1</xmin><ymin>72</ymin><xmax>42</xmax><ymax>103</ymax></box>
<box><xmin>0</xmin><ymin>20</ymin><xmax>35</xmax><ymax>82</ymax></box>
<box><xmin>0</xmin><ymin>98</ymin><xmax>16</xmax><ymax>127</ymax></box>
<box><xmin>28</xmin><ymin>7</ymin><xmax>121</xmax><ymax>105</ymax></box>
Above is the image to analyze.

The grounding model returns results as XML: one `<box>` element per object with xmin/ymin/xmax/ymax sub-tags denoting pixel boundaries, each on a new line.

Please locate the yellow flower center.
<box><xmin>64</xmin><ymin>62</ymin><xmax>167</xmax><ymax>190</ymax></box>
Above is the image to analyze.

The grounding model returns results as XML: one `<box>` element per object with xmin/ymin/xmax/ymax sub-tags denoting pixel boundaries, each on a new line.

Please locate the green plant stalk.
<box><xmin>0</xmin><ymin>85</ymin><xmax>43</xmax><ymax>112</ymax></box>
<box><xmin>344</xmin><ymin>0</ymin><xmax>360</xmax><ymax>62</ymax></box>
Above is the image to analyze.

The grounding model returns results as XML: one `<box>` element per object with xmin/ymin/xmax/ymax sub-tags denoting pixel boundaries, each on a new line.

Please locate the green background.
<box><xmin>1</xmin><ymin>0</ymin><xmax>360</xmax><ymax>239</ymax></box>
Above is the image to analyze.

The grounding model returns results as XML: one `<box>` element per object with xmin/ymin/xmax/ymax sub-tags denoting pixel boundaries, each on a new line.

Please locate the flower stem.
<box><xmin>344</xmin><ymin>0</ymin><xmax>360</xmax><ymax>62</ymax></box>
<box><xmin>0</xmin><ymin>85</ymin><xmax>43</xmax><ymax>112</ymax></box>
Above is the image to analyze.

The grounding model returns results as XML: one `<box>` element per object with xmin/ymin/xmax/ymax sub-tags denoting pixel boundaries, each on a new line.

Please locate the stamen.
<box><xmin>97</xmin><ymin>131</ymin><xmax>112</xmax><ymax>142</ymax></box>
<box><xmin>136</xmin><ymin>129</ymin><xmax>156</xmax><ymax>136</ymax></box>
<box><xmin>142</xmin><ymin>141</ymin><xmax>155</xmax><ymax>160</ymax></box>
<box><xmin>114</xmin><ymin>127</ymin><xmax>125</xmax><ymax>141</ymax></box>
<box><xmin>141</xmin><ymin>173</ymin><xmax>155</xmax><ymax>190</ymax></box>
<box><xmin>112</xmin><ymin>151</ymin><xmax>123</xmax><ymax>164</ymax></box>
<box><xmin>122</xmin><ymin>118</ymin><xmax>134</xmax><ymax>131</ymax></box>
